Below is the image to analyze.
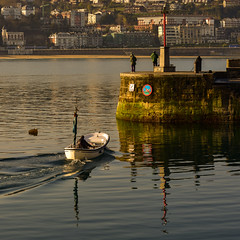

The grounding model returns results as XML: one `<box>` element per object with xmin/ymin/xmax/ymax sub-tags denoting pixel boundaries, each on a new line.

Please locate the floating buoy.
<box><xmin>28</xmin><ymin>128</ymin><xmax>38</xmax><ymax>136</ymax></box>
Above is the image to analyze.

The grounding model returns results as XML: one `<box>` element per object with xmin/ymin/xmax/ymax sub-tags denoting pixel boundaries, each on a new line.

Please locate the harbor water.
<box><xmin>0</xmin><ymin>57</ymin><xmax>240</xmax><ymax>240</ymax></box>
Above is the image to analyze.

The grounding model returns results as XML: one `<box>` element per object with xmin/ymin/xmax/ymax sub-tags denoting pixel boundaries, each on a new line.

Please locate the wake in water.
<box><xmin>0</xmin><ymin>149</ymin><xmax>115</xmax><ymax>196</ymax></box>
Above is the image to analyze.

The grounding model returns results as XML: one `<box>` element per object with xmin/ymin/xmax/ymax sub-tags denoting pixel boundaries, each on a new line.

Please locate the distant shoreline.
<box><xmin>0</xmin><ymin>54</ymin><xmax>237</xmax><ymax>60</ymax></box>
<box><xmin>0</xmin><ymin>47</ymin><xmax>239</xmax><ymax>59</ymax></box>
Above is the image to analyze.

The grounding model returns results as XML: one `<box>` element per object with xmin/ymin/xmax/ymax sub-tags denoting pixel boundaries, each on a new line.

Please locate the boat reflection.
<box><xmin>65</xmin><ymin>153</ymin><xmax>115</xmax><ymax>224</ymax></box>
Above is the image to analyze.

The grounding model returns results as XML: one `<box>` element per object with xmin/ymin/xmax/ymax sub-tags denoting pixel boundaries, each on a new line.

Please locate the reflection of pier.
<box><xmin>116</xmin><ymin>119</ymin><xmax>221</xmax><ymax>182</ymax></box>
<box><xmin>128</xmin><ymin>142</ymin><xmax>170</xmax><ymax>224</ymax></box>
<box><xmin>116</xmin><ymin>120</ymin><xmax>240</xmax><ymax>225</ymax></box>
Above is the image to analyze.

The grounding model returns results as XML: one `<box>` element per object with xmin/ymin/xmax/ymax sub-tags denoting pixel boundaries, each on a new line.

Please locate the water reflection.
<box><xmin>66</xmin><ymin>153</ymin><xmax>115</xmax><ymax>224</ymax></box>
<box><xmin>117</xmin><ymin>120</ymin><xmax>240</xmax><ymax>225</ymax></box>
<box><xmin>117</xmin><ymin>120</ymin><xmax>240</xmax><ymax>181</ymax></box>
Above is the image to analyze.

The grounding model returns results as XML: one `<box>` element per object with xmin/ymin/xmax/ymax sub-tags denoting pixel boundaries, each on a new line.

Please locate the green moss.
<box><xmin>116</xmin><ymin>72</ymin><xmax>240</xmax><ymax>123</ymax></box>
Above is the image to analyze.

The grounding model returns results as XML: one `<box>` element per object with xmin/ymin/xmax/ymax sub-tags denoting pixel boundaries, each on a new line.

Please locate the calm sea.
<box><xmin>0</xmin><ymin>57</ymin><xmax>240</xmax><ymax>240</ymax></box>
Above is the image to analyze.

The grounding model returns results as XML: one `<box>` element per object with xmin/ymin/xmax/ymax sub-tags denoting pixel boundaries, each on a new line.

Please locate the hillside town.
<box><xmin>0</xmin><ymin>0</ymin><xmax>240</xmax><ymax>49</ymax></box>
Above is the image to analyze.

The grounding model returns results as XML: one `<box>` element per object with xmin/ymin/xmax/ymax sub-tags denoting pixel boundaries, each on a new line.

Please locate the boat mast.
<box><xmin>73</xmin><ymin>107</ymin><xmax>78</xmax><ymax>146</ymax></box>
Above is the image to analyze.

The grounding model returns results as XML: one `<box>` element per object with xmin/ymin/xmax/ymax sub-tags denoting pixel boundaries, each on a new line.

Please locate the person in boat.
<box><xmin>76</xmin><ymin>135</ymin><xmax>93</xmax><ymax>149</ymax></box>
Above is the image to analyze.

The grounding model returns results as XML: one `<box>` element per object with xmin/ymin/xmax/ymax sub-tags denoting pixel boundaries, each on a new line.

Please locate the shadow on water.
<box><xmin>116</xmin><ymin>119</ymin><xmax>240</xmax><ymax>225</ymax></box>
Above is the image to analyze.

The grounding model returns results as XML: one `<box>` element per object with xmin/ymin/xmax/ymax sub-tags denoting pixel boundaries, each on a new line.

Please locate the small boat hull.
<box><xmin>64</xmin><ymin>132</ymin><xmax>110</xmax><ymax>160</ymax></box>
<box><xmin>64</xmin><ymin>147</ymin><xmax>105</xmax><ymax>160</ymax></box>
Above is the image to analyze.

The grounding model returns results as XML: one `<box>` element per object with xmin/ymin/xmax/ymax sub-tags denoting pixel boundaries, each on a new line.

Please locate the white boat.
<box><xmin>64</xmin><ymin>132</ymin><xmax>110</xmax><ymax>160</ymax></box>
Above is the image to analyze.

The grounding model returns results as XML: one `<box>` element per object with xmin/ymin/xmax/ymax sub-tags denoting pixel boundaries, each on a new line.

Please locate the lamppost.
<box><xmin>158</xmin><ymin>3</ymin><xmax>176</xmax><ymax>72</ymax></box>
<box><xmin>162</xmin><ymin>4</ymin><xmax>167</xmax><ymax>48</ymax></box>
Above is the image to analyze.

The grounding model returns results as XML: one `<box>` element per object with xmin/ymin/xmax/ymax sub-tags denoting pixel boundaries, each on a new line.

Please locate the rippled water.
<box><xmin>1</xmin><ymin>57</ymin><xmax>240</xmax><ymax>240</ymax></box>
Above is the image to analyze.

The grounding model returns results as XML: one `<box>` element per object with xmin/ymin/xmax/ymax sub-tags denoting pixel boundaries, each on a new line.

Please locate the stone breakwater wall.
<box><xmin>29</xmin><ymin>47</ymin><xmax>240</xmax><ymax>56</ymax></box>
<box><xmin>1</xmin><ymin>47</ymin><xmax>240</xmax><ymax>56</ymax></box>
<box><xmin>116</xmin><ymin>71</ymin><xmax>240</xmax><ymax>123</ymax></box>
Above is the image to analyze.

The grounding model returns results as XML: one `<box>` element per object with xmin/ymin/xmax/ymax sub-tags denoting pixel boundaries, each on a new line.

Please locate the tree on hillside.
<box><xmin>100</xmin><ymin>13</ymin><xmax>116</xmax><ymax>25</ymax></box>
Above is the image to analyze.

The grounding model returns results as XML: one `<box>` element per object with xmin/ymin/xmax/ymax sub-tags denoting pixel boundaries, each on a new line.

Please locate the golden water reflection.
<box><xmin>117</xmin><ymin>120</ymin><xmax>240</xmax><ymax>225</ymax></box>
<box><xmin>117</xmin><ymin>119</ymin><xmax>239</xmax><ymax>177</ymax></box>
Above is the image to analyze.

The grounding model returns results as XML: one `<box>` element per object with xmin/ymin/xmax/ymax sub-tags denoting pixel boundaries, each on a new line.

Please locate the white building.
<box><xmin>51</xmin><ymin>9</ymin><xmax>61</xmax><ymax>16</ymax></box>
<box><xmin>69</xmin><ymin>0</ymin><xmax>80</xmax><ymax>4</ymax></box>
<box><xmin>22</xmin><ymin>5</ymin><xmax>35</xmax><ymax>16</ymax></box>
<box><xmin>49</xmin><ymin>32</ymin><xmax>78</xmax><ymax>49</ymax></box>
<box><xmin>158</xmin><ymin>23</ymin><xmax>215</xmax><ymax>45</ymax></box>
<box><xmin>92</xmin><ymin>0</ymin><xmax>103</xmax><ymax>4</ymax></box>
<box><xmin>112</xmin><ymin>0</ymin><xmax>130</xmax><ymax>3</ymax></box>
<box><xmin>1</xmin><ymin>6</ymin><xmax>21</xmax><ymax>19</ymax></box>
<box><xmin>223</xmin><ymin>0</ymin><xmax>240</xmax><ymax>7</ymax></box>
<box><xmin>2</xmin><ymin>27</ymin><xmax>25</xmax><ymax>46</ymax></box>
<box><xmin>221</xmin><ymin>18</ymin><xmax>240</xmax><ymax>28</ymax></box>
<box><xmin>49</xmin><ymin>32</ymin><xmax>103</xmax><ymax>48</ymax></box>
<box><xmin>182</xmin><ymin>0</ymin><xmax>210</xmax><ymax>3</ymax></box>
<box><xmin>109</xmin><ymin>25</ymin><xmax>126</xmax><ymax>32</ymax></box>
<box><xmin>88</xmin><ymin>12</ymin><xmax>102</xmax><ymax>25</ymax></box>
<box><xmin>138</xmin><ymin>16</ymin><xmax>209</xmax><ymax>26</ymax></box>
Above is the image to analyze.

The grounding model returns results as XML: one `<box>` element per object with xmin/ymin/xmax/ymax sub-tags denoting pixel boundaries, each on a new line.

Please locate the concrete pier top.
<box><xmin>120</xmin><ymin>71</ymin><xmax>208</xmax><ymax>77</ymax></box>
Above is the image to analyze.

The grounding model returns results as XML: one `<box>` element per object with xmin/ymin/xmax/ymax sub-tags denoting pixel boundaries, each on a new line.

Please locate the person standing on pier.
<box><xmin>151</xmin><ymin>51</ymin><xmax>159</xmax><ymax>67</ymax></box>
<box><xmin>130</xmin><ymin>53</ymin><xmax>137</xmax><ymax>72</ymax></box>
<box><xmin>194</xmin><ymin>56</ymin><xmax>202</xmax><ymax>73</ymax></box>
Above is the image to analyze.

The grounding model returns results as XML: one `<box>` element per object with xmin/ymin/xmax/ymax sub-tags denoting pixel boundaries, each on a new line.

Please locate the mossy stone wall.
<box><xmin>116</xmin><ymin>72</ymin><xmax>240</xmax><ymax>123</ymax></box>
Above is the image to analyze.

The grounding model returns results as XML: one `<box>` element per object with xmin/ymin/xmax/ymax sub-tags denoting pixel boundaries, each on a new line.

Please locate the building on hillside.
<box><xmin>223</xmin><ymin>0</ymin><xmax>240</xmax><ymax>7</ymax></box>
<box><xmin>1</xmin><ymin>6</ymin><xmax>21</xmax><ymax>19</ymax></box>
<box><xmin>61</xmin><ymin>9</ymin><xmax>87</xmax><ymax>27</ymax></box>
<box><xmin>230</xmin><ymin>31</ymin><xmax>240</xmax><ymax>43</ymax></box>
<box><xmin>112</xmin><ymin>0</ymin><xmax>131</xmax><ymax>3</ymax></box>
<box><xmin>158</xmin><ymin>23</ymin><xmax>215</xmax><ymax>45</ymax></box>
<box><xmin>92</xmin><ymin>0</ymin><xmax>104</xmax><ymax>4</ymax></box>
<box><xmin>169</xmin><ymin>2</ymin><xmax>182</xmax><ymax>11</ymax></box>
<box><xmin>49</xmin><ymin>32</ymin><xmax>77</xmax><ymax>48</ymax></box>
<box><xmin>22</xmin><ymin>5</ymin><xmax>35</xmax><ymax>16</ymax></box>
<box><xmin>220</xmin><ymin>18</ymin><xmax>240</xmax><ymax>28</ymax></box>
<box><xmin>49</xmin><ymin>32</ymin><xmax>103</xmax><ymax>48</ymax></box>
<box><xmin>61</xmin><ymin>11</ymin><xmax>71</xmax><ymax>23</ymax></box>
<box><xmin>69</xmin><ymin>0</ymin><xmax>79</xmax><ymax>4</ymax></box>
<box><xmin>88</xmin><ymin>12</ymin><xmax>102</xmax><ymax>25</ymax></box>
<box><xmin>137</xmin><ymin>16</ymin><xmax>210</xmax><ymax>27</ymax></box>
<box><xmin>109</xmin><ymin>25</ymin><xmax>126</xmax><ymax>33</ymax></box>
<box><xmin>103</xmin><ymin>31</ymin><xmax>158</xmax><ymax>47</ymax></box>
<box><xmin>70</xmin><ymin>0</ymin><xmax>87</xmax><ymax>3</ymax></box>
<box><xmin>2</xmin><ymin>27</ymin><xmax>25</xmax><ymax>46</ymax></box>
<box><xmin>71</xmin><ymin>10</ymin><xmax>87</xmax><ymax>27</ymax></box>
<box><xmin>50</xmin><ymin>14</ymin><xmax>64</xmax><ymax>25</ymax></box>
<box><xmin>182</xmin><ymin>0</ymin><xmax>210</xmax><ymax>3</ymax></box>
<box><xmin>51</xmin><ymin>9</ymin><xmax>61</xmax><ymax>16</ymax></box>
<box><xmin>83</xmin><ymin>33</ymin><xmax>103</xmax><ymax>47</ymax></box>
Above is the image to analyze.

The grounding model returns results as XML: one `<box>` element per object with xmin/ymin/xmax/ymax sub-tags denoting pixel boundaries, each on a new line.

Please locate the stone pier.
<box><xmin>116</xmin><ymin>59</ymin><xmax>240</xmax><ymax>123</ymax></box>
